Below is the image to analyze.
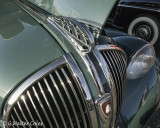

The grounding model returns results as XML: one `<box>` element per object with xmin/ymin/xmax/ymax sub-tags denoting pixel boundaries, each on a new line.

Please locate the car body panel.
<box><xmin>1</xmin><ymin>0</ymin><xmax>160</xmax><ymax>128</ymax></box>
<box><xmin>0</xmin><ymin>0</ymin><xmax>100</xmax><ymax>118</ymax></box>
<box><xmin>105</xmin><ymin>29</ymin><xmax>160</xmax><ymax>127</ymax></box>
<box><xmin>119</xmin><ymin>62</ymin><xmax>160</xmax><ymax>127</ymax></box>
<box><xmin>14</xmin><ymin>0</ymin><xmax>100</xmax><ymax>97</ymax></box>
<box><xmin>0</xmin><ymin>0</ymin><xmax>66</xmax><ymax>106</ymax></box>
<box><xmin>104</xmin><ymin>28</ymin><xmax>148</xmax><ymax>63</ymax></box>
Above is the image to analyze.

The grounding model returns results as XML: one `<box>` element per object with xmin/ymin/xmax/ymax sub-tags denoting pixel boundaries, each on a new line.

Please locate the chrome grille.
<box><xmin>3</xmin><ymin>54</ymin><xmax>96</xmax><ymax>128</ymax></box>
<box><xmin>100</xmin><ymin>49</ymin><xmax>127</xmax><ymax>114</ymax></box>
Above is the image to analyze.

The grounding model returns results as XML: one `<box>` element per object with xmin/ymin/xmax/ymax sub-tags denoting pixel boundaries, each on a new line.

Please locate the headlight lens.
<box><xmin>127</xmin><ymin>44</ymin><xmax>155</xmax><ymax>79</ymax></box>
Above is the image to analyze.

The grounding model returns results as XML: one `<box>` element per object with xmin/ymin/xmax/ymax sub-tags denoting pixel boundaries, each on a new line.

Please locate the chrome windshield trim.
<box><xmin>2</xmin><ymin>53</ymin><xmax>98</xmax><ymax>128</ymax></box>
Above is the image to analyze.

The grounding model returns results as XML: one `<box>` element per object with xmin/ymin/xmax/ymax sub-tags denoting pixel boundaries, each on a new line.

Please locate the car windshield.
<box><xmin>27</xmin><ymin>0</ymin><xmax>117</xmax><ymax>31</ymax></box>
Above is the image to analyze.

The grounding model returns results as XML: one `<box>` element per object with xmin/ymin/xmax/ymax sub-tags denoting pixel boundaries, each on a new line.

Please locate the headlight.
<box><xmin>127</xmin><ymin>44</ymin><xmax>155</xmax><ymax>79</ymax></box>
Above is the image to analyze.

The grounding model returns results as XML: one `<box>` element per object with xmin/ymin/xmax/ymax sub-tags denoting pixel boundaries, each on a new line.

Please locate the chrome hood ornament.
<box><xmin>48</xmin><ymin>16</ymin><xmax>95</xmax><ymax>53</ymax></box>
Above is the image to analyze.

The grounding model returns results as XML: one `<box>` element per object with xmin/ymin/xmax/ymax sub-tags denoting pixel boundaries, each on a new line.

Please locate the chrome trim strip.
<box><xmin>64</xmin><ymin>54</ymin><xmax>98</xmax><ymax>128</ymax></box>
<box><xmin>27</xmin><ymin>91</ymin><xmax>46</xmax><ymax>128</ymax></box>
<box><xmin>21</xmin><ymin>95</ymin><xmax>38</xmax><ymax>128</ymax></box>
<box><xmin>44</xmin><ymin>76</ymin><xmax>67</xmax><ymax>128</ymax></box>
<box><xmin>11</xmin><ymin>115</ymin><xmax>19</xmax><ymax>128</ymax></box>
<box><xmin>32</xmin><ymin>86</ymin><xmax>53</xmax><ymax>128</ymax></box>
<box><xmin>93</xmin><ymin>45</ymin><xmax>127</xmax><ymax>126</ymax></box>
<box><xmin>55</xmin><ymin>69</ymin><xmax>81</xmax><ymax>128</ymax></box>
<box><xmin>51</xmin><ymin>71</ymin><xmax>74</xmax><ymax>128</ymax></box>
<box><xmin>14</xmin><ymin>0</ymin><xmax>102</xmax><ymax>105</ymax></box>
<box><xmin>48</xmin><ymin>16</ymin><xmax>95</xmax><ymax>53</ymax></box>
<box><xmin>61</xmin><ymin>68</ymin><xmax>85</xmax><ymax>128</ymax></box>
<box><xmin>86</xmin><ymin>55</ymin><xmax>104</xmax><ymax>95</ymax></box>
<box><xmin>38</xmin><ymin>82</ymin><xmax>60</xmax><ymax>128</ymax></box>
<box><xmin>3</xmin><ymin>53</ymin><xmax>98</xmax><ymax>128</ymax></box>
<box><xmin>13</xmin><ymin>107</ymin><xmax>25</xmax><ymax>128</ymax></box>
<box><xmin>17</xmin><ymin>101</ymin><xmax>32</xmax><ymax>128</ymax></box>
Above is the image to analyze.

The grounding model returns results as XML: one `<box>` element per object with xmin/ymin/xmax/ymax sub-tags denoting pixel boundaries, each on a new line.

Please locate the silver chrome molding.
<box><xmin>14</xmin><ymin>0</ymin><xmax>102</xmax><ymax>96</ymax></box>
<box><xmin>2</xmin><ymin>53</ymin><xmax>98</xmax><ymax>128</ymax></box>
<box><xmin>93</xmin><ymin>45</ymin><xmax>127</xmax><ymax>90</ymax></box>
<box><xmin>93</xmin><ymin>45</ymin><xmax>127</xmax><ymax>127</ymax></box>
<box><xmin>85</xmin><ymin>55</ymin><xmax>104</xmax><ymax>95</ymax></box>
<box><xmin>47</xmin><ymin>16</ymin><xmax>95</xmax><ymax>53</ymax></box>
<box><xmin>14</xmin><ymin>0</ymin><xmax>95</xmax><ymax>54</ymax></box>
<box><xmin>47</xmin><ymin>16</ymin><xmax>103</xmax><ymax>96</ymax></box>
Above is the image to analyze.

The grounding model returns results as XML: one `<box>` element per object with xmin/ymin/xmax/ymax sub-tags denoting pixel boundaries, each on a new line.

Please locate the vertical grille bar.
<box><xmin>27</xmin><ymin>91</ymin><xmax>46</xmax><ymax>128</ymax></box>
<box><xmin>109</xmin><ymin>52</ymin><xmax>122</xmax><ymax>92</ymax></box>
<box><xmin>112</xmin><ymin>51</ymin><xmax>123</xmax><ymax>77</ymax></box>
<box><xmin>50</xmin><ymin>72</ymin><xmax>74</xmax><ymax>128</ymax></box>
<box><xmin>4</xmin><ymin>54</ymin><xmax>93</xmax><ymax>128</ymax></box>
<box><xmin>43</xmin><ymin>77</ymin><xmax>68</xmax><ymax>128</ymax></box>
<box><xmin>61</xmin><ymin>68</ymin><xmax>87</xmax><ymax>128</ymax></box>
<box><xmin>17</xmin><ymin>102</ymin><xmax>32</xmax><ymax>128</ymax></box>
<box><xmin>55</xmin><ymin>70</ymin><xmax>75</xmax><ymax>128</ymax></box>
<box><xmin>38</xmin><ymin>82</ymin><xmax>60</xmax><ymax>128</ymax></box>
<box><xmin>21</xmin><ymin>96</ymin><xmax>38</xmax><ymax>128</ymax></box>
<box><xmin>55</xmin><ymin>69</ymin><xmax>81</xmax><ymax>128</ymax></box>
<box><xmin>101</xmin><ymin>51</ymin><xmax>121</xmax><ymax>110</ymax></box>
<box><xmin>11</xmin><ymin>115</ymin><xmax>19</xmax><ymax>128</ymax></box>
<box><xmin>103</xmin><ymin>52</ymin><xmax>121</xmax><ymax>110</ymax></box>
<box><xmin>100</xmin><ymin>49</ymin><xmax>127</xmax><ymax>116</ymax></box>
<box><xmin>13</xmin><ymin>108</ymin><xmax>25</xmax><ymax>128</ymax></box>
<box><xmin>32</xmin><ymin>86</ymin><xmax>53</xmax><ymax>128</ymax></box>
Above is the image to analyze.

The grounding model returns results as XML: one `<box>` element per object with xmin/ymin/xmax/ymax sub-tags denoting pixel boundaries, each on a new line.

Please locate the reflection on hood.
<box><xmin>0</xmin><ymin>0</ymin><xmax>37</xmax><ymax>40</ymax></box>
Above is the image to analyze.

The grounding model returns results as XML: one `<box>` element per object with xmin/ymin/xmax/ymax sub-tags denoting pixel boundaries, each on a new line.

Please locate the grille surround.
<box><xmin>2</xmin><ymin>53</ymin><xmax>97</xmax><ymax>128</ymax></box>
<box><xmin>93</xmin><ymin>45</ymin><xmax>127</xmax><ymax>123</ymax></box>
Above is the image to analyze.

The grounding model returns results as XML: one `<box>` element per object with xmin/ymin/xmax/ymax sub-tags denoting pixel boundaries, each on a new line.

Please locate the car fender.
<box><xmin>104</xmin><ymin>28</ymin><xmax>148</xmax><ymax>63</ymax></box>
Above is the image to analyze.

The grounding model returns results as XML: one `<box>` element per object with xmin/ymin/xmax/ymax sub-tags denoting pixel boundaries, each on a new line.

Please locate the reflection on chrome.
<box><xmin>48</xmin><ymin>16</ymin><xmax>95</xmax><ymax>53</ymax></box>
<box><xmin>3</xmin><ymin>53</ymin><xmax>98</xmax><ymax>128</ymax></box>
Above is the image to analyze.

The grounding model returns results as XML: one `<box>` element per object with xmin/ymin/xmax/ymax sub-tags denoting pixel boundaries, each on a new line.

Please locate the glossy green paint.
<box><xmin>14</xmin><ymin>0</ymin><xmax>100</xmax><ymax>98</ymax></box>
<box><xmin>0</xmin><ymin>121</ymin><xmax>3</xmax><ymax>127</ymax></box>
<box><xmin>0</xmin><ymin>0</ymin><xmax>101</xmax><ymax>119</ymax></box>
<box><xmin>128</xmin><ymin>67</ymin><xmax>160</xmax><ymax>128</ymax></box>
<box><xmin>0</xmin><ymin>0</ymin><xmax>65</xmax><ymax>107</ymax></box>
<box><xmin>129</xmin><ymin>82</ymin><xmax>160</xmax><ymax>128</ymax></box>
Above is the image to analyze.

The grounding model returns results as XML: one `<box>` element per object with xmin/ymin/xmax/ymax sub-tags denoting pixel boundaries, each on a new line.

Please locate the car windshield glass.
<box><xmin>27</xmin><ymin>0</ymin><xmax>117</xmax><ymax>29</ymax></box>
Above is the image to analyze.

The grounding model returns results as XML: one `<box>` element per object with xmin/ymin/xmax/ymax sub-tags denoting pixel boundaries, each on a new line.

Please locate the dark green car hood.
<box><xmin>0</xmin><ymin>0</ymin><xmax>65</xmax><ymax>103</ymax></box>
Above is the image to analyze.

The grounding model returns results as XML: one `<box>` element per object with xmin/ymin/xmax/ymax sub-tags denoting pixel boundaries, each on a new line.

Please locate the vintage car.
<box><xmin>0</xmin><ymin>0</ymin><xmax>160</xmax><ymax>128</ymax></box>
<box><xmin>106</xmin><ymin>0</ymin><xmax>160</xmax><ymax>51</ymax></box>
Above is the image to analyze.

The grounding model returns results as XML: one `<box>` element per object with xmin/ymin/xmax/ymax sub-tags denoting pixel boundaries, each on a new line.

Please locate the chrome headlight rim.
<box><xmin>127</xmin><ymin>43</ymin><xmax>155</xmax><ymax>79</ymax></box>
